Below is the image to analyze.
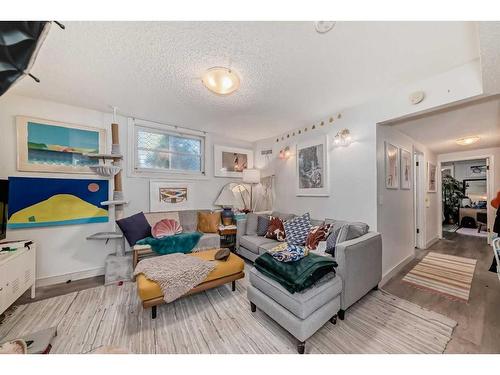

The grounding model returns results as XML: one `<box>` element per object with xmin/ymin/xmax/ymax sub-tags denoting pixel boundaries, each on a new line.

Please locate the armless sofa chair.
<box><xmin>236</xmin><ymin>212</ymin><xmax>382</xmax><ymax>319</ymax></box>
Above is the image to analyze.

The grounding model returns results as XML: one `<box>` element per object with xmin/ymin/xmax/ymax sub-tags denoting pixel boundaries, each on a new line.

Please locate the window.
<box><xmin>134</xmin><ymin>125</ymin><xmax>205</xmax><ymax>175</ymax></box>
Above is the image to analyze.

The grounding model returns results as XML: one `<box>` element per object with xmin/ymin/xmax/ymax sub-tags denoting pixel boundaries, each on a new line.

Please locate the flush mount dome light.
<box><xmin>456</xmin><ymin>136</ymin><xmax>480</xmax><ymax>146</ymax></box>
<box><xmin>202</xmin><ymin>67</ymin><xmax>240</xmax><ymax>96</ymax></box>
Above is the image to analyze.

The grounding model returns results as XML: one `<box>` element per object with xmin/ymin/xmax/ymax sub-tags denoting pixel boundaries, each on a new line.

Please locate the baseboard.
<box><xmin>379</xmin><ymin>252</ymin><xmax>415</xmax><ymax>287</ymax></box>
<box><xmin>425</xmin><ymin>237</ymin><xmax>439</xmax><ymax>249</ymax></box>
<box><xmin>36</xmin><ymin>267</ymin><xmax>105</xmax><ymax>287</ymax></box>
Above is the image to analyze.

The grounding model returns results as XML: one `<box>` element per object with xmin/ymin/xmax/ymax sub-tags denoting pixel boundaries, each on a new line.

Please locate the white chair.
<box><xmin>493</xmin><ymin>237</ymin><xmax>500</xmax><ymax>282</ymax></box>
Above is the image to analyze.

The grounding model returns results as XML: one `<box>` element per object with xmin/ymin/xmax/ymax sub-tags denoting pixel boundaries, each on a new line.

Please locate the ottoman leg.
<box><xmin>338</xmin><ymin>309</ymin><xmax>345</xmax><ymax>320</ymax></box>
<box><xmin>330</xmin><ymin>314</ymin><xmax>337</xmax><ymax>325</ymax></box>
<box><xmin>232</xmin><ymin>280</ymin><xmax>236</xmax><ymax>291</ymax></box>
<box><xmin>250</xmin><ymin>302</ymin><xmax>256</xmax><ymax>312</ymax></box>
<box><xmin>151</xmin><ymin>306</ymin><xmax>157</xmax><ymax>320</ymax></box>
<box><xmin>297</xmin><ymin>341</ymin><xmax>305</xmax><ymax>354</ymax></box>
<box><xmin>372</xmin><ymin>284</ymin><xmax>379</xmax><ymax>291</ymax></box>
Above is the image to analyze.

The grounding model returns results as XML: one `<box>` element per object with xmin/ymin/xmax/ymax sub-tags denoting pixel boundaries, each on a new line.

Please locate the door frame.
<box><xmin>437</xmin><ymin>153</ymin><xmax>495</xmax><ymax>244</ymax></box>
<box><xmin>414</xmin><ymin>149</ymin><xmax>426</xmax><ymax>249</ymax></box>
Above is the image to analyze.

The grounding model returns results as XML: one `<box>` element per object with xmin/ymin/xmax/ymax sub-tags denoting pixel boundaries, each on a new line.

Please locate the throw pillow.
<box><xmin>256</xmin><ymin>215</ymin><xmax>270</xmax><ymax>236</ymax></box>
<box><xmin>197</xmin><ymin>211</ymin><xmax>221</xmax><ymax>233</ymax></box>
<box><xmin>283</xmin><ymin>212</ymin><xmax>312</xmax><ymax>246</ymax></box>
<box><xmin>265</xmin><ymin>216</ymin><xmax>286</xmax><ymax>241</ymax></box>
<box><xmin>305</xmin><ymin>223</ymin><xmax>332</xmax><ymax>250</ymax></box>
<box><xmin>325</xmin><ymin>223</ymin><xmax>350</xmax><ymax>257</ymax></box>
<box><xmin>116</xmin><ymin>212</ymin><xmax>152</xmax><ymax>246</ymax></box>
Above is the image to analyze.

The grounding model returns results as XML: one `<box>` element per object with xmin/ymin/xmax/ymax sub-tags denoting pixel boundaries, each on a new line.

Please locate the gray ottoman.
<box><xmin>247</xmin><ymin>267</ymin><xmax>342</xmax><ymax>354</ymax></box>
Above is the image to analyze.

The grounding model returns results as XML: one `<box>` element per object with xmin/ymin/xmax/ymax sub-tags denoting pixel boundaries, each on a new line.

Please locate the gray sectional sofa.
<box><xmin>236</xmin><ymin>211</ymin><xmax>382</xmax><ymax>319</ymax></box>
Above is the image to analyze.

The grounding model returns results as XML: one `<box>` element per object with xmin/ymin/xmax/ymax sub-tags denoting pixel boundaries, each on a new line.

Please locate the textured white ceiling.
<box><xmin>394</xmin><ymin>97</ymin><xmax>500</xmax><ymax>154</ymax></box>
<box><xmin>10</xmin><ymin>21</ymin><xmax>479</xmax><ymax>141</ymax></box>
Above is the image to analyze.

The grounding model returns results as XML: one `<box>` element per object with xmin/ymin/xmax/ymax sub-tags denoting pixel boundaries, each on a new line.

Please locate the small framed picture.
<box><xmin>149</xmin><ymin>180</ymin><xmax>193</xmax><ymax>212</ymax></box>
<box><xmin>400</xmin><ymin>148</ymin><xmax>412</xmax><ymax>190</ymax></box>
<box><xmin>214</xmin><ymin>145</ymin><xmax>254</xmax><ymax>178</ymax></box>
<box><xmin>385</xmin><ymin>142</ymin><xmax>399</xmax><ymax>189</ymax></box>
<box><xmin>427</xmin><ymin>162</ymin><xmax>437</xmax><ymax>193</ymax></box>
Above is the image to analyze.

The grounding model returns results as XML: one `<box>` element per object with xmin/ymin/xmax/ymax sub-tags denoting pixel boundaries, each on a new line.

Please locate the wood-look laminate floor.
<box><xmin>383</xmin><ymin>232</ymin><xmax>500</xmax><ymax>353</ymax></box>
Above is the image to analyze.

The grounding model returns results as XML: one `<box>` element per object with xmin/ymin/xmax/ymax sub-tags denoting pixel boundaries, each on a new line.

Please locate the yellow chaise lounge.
<box><xmin>134</xmin><ymin>248</ymin><xmax>245</xmax><ymax>319</ymax></box>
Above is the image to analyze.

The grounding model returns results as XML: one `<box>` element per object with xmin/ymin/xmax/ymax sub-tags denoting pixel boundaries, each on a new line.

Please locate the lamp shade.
<box><xmin>214</xmin><ymin>185</ymin><xmax>237</xmax><ymax>207</ymax></box>
<box><xmin>242</xmin><ymin>169</ymin><xmax>261</xmax><ymax>184</ymax></box>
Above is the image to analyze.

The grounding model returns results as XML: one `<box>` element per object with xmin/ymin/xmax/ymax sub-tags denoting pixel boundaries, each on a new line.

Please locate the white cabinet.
<box><xmin>0</xmin><ymin>243</ymin><xmax>36</xmax><ymax>315</ymax></box>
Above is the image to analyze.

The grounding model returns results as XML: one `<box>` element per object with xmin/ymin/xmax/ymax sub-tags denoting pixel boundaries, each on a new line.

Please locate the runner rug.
<box><xmin>402</xmin><ymin>252</ymin><xmax>476</xmax><ymax>302</ymax></box>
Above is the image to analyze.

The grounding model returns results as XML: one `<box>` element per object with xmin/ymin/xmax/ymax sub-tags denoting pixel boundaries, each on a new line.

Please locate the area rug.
<box><xmin>402</xmin><ymin>252</ymin><xmax>477</xmax><ymax>302</ymax></box>
<box><xmin>0</xmin><ymin>272</ymin><xmax>456</xmax><ymax>354</ymax></box>
<box><xmin>456</xmin><ymin>227</ymin><xmax>488</xmax><ymax>238</ymax></box>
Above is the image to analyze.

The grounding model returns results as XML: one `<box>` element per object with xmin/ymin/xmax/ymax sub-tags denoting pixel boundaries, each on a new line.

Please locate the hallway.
<box><xmin>384</xmin><ymin>233</ymin><xmax>500</xmax><ymax>353</ymax></box>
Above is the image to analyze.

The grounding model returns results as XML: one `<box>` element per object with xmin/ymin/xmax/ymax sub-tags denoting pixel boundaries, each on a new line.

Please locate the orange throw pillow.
<box><xmin>197</xmin><ymin>212</ymin><xmax>221</xmax><ymax>233</ymax></box>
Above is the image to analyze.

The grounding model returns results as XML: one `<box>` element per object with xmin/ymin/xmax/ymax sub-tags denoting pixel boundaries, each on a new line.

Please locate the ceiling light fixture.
<box><xmin>202</xmin><ymin>67</ymin><xmax>240</xmax><ymax>96</ymax></box>
<box><xmin>315</xmin><ymin>21</ymin><xmax>336</xmax><ymax>34</ymax></box>
<box><xmin>455</xmin><ymin>136</ymin><xmax>480</xmax><ymax>146</ymax></box>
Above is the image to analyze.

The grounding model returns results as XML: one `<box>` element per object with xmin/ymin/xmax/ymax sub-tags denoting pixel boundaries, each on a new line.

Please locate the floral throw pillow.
<box><xmin>305</xmin><ymin>223</ymin><xmax>332</xmax><ymax>250</ymax></box>
<box><xmin>265</xmin><ymin>216</ymin><xmax>286</xmax><ymax>242</ymax></box>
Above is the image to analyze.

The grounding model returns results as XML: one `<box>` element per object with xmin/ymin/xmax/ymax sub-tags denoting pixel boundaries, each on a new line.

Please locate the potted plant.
<box><xmin>442</xmin><ymin>175</ymin><xmax>465</xmax><ymax>224</ymax></box>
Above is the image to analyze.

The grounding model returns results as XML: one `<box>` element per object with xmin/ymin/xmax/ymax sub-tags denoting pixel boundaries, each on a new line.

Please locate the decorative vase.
<box><xmin>221</xmin><ymin>207</ymin><xmax>234</xmax><ymax>226</ymax></box>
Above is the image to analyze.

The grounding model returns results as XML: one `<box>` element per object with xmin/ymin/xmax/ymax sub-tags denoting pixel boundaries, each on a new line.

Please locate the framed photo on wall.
<box><xmin>400</xmin><ymin>148</ymin><xmax>412</xmax><ymax>190</ymax></box>
<box><xmin>296</xmin><ymin>136</ymin><xmax>329</xmax><ymax>196</ymax></box>
<box><xmin>149</xmin><ymin>180</ymin><xmax>193</xmax><ymax>212</ymax></box>
<box><xmin>16</xmin><ymin>116</ymin><xmax>106</xmax><ymax>174</ymax></box>
<box><xmin>214</xmin><ymin>145</ymin><xmax>254</xmax><ymax>178</ymax></box>
<box><xmin>427</xmin><ymin>162</ymin><xmax>437</xmax><ymax>192</ymax></box>
<box><xmin>385</xmin><ymin>142</ymin><xmax>399</xmax><ymax>189</ymax></box>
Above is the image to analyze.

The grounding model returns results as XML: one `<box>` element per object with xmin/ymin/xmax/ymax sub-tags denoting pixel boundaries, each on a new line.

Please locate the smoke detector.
<box><xmin>315</xmin><ymin>21</ymin><xmax>336</xmax><ymax>34</ymax></box>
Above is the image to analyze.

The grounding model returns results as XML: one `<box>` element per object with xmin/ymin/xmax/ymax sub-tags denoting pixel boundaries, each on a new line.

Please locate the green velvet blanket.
<box><xmin>136</xmin><ymin>232</ymin><xmax>203</xmax><ymax>255</ymax></box>
<box><xmin>254</xmin><ymin>252</ymin><xmax>337</xmax><ymax>294</ymax></box>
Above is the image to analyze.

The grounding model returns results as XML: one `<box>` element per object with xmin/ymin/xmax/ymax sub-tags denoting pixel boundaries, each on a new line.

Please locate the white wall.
<box><xmin>254</xmin><ymin>60</ymin><xmax>483</xmax><ymax>277</ymax></box>
<box><xmin>376</xmin><ymin>126</ymin><xmax>438</xmax><ymax>280</ymax></box>
<box><xmin>0</xmin><ymin>94</ymin><xmax>252</xmax><ymax>284</ymax></box>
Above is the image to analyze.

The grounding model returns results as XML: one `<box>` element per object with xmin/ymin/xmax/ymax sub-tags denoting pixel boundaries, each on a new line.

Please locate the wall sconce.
<box><xmin>334</xmin><ymin>128</ymin><xmax>352</xmax><ymax>146</ymax></box>
<box><xmin>279</xmin><ymin>146</ymin><xmax>291</xmax><ymax>160</ymax></box>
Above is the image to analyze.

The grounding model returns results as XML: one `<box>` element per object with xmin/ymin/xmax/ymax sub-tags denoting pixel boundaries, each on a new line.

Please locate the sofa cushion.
<box><xmin>144</xmin><ymin>211</ymin><xmax>180</xmax><ymax>227</ymax></box>
<box><xmin>117</xmin><ymin>212</ymin><xmax>152</xmax><ymax>246</ymax></box>
<box><xmin>178</xmin><ymin>210</ymin><xmax>200</xmax><ymax>232</ymax></box>
<box><xmin>197</xmin><ymin>233</ymin><xmax>220</xmax><ymax>250</ymax></box>
<box><xmin>283</xmin><ymin>213</ymin><xmax>312</xmax><ymax>246</ymax></box>
<box><xmin>245</xmin><ymin>213</ymin><xmax>259</xmax><ymax>235</ymax></box>
<box><xmin>325</xmin><ymin>224</ymin><xmax>349</xmax><ymax>257</ymax></box>
<box><xmin>271</xmin><ymin>211</ymin><xmax>296</xmax><ymax>221</ymax></box>
<box><xmin>256</xmin><ymin>215</ymin><xmax>270</xmax><ymax>236</ymax></box>
<box><xmin>325</xmin><ymin>219</ymin><xmax>369</xmax><ymax>242</ymax></box>
<box><xmin>305</xmin><ymin>223</ymin><xmax>332</xmax><ymax>250</ymax></box>
<box><xmin>258</xmin><ymin>241</ymin><xmax>280</xmax><ymax>255</ymax></box>
<box><xmin>239</xmin><ymin>235</ymin><xmax>276</xmax><ymax>254</ymax></box>
<box><xmin>249</xmin><ymin>267</ymin><xmax>342</xmax><ymax>319</ymax></box>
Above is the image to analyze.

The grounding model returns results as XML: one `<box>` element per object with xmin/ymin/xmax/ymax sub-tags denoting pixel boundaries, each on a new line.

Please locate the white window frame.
<box><xmin>128</xmin><ymin>118</ymin><xmax>207</xmax><ymax>179</ymax></box>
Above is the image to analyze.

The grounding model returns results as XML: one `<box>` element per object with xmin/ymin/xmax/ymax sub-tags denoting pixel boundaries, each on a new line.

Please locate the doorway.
<box><xmin>439</xmin><ymin>157</ymin><xmax>494</xmax><ymax>244</ymax></box>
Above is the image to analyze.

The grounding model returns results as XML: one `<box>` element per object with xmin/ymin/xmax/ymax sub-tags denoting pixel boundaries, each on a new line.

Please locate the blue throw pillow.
<box><xmin>283</xmin><ymin>213</ymin><xmax>312</xmax><ymax>246</ymax></box>
<box><xmin>117</xmin><ymin>212</ymin><xmax>152</xmax><ymax>246</ymax></box>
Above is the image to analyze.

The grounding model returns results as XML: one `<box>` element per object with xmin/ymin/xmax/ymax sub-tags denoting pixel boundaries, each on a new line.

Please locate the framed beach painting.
<box><xmin>214</xmin><ymin>145</ymin><xmax>254</xmax><ymax>178</ymax></box>
<box><xmin>149</xmin><ymin>180</ymin><xmax>193</xmax><ymax>212</ymax></box>
<box><xmin>296</xmin><ymin>136</ymin><xmax>329</xmax><ymax>196</ymax></box>
<box><xmin>16</xmin><ymin>116</ymin><xmax>106</xmax><ymax>174</ymax></box>
<box><xmin>400</xmin><ymin>148</ymin><xmax>412</xmax><ymax>190</ymax></box>
<box><xmin>385</xmin><ymin>142</ymin><xmax>399</xmax><ymax>189</ymax></box>
<box><xmin>7</xmin><ymin>177</ymin><xmax>109</xmax><ymax>229</ymax></box>
<box><xmin>427</xmin><ymin>162</ymin><xmax>437</xmax><ymax>192</ymax></box>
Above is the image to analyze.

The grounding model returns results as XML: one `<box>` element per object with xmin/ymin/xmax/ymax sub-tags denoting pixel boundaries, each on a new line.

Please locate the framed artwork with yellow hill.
<box><xmin>16</xmin><ymin>116</ymin><xmax>106</xmax><ymax>174</ymax></box>
<box><xmin>7</xmin><ymin>177</ymin><xmax>109</xmax><ymax>229</ymax></box>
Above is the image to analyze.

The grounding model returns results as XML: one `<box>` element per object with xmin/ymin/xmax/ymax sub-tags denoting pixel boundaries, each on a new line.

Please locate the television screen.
<box><xmin>0</xmin><ymin>179</ymin><xmax>8</xmax><ymax>241</ymax></box>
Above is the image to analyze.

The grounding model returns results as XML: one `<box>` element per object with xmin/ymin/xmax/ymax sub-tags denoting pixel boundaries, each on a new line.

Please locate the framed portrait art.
<box><xmin>16</xmin><ymin>116</ymin><xmax>106</xmax><ymax>174</ymax></box>
<box><xmin>296</xmin><ymin>136</ymin><xmax>329</xmax><ymax>196</ymax></box>
<box><xmin>427</xmin><ymin>162</ymin><xmax>437</xmax><ymax>193</ymax></box>
<box><xmin>214</xmin><ymin>145</ymin><xmax>254</xmax><ymax>178</ymax></box>
<box><xmin>400</xmin><ymin>148</ymin><xmax>412</xmax><ymax>190</ymax></box>
<box><xmin>385</xmin><ymin>142</ymin><xmax>399</xmax><ymax>189</ymax></box>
